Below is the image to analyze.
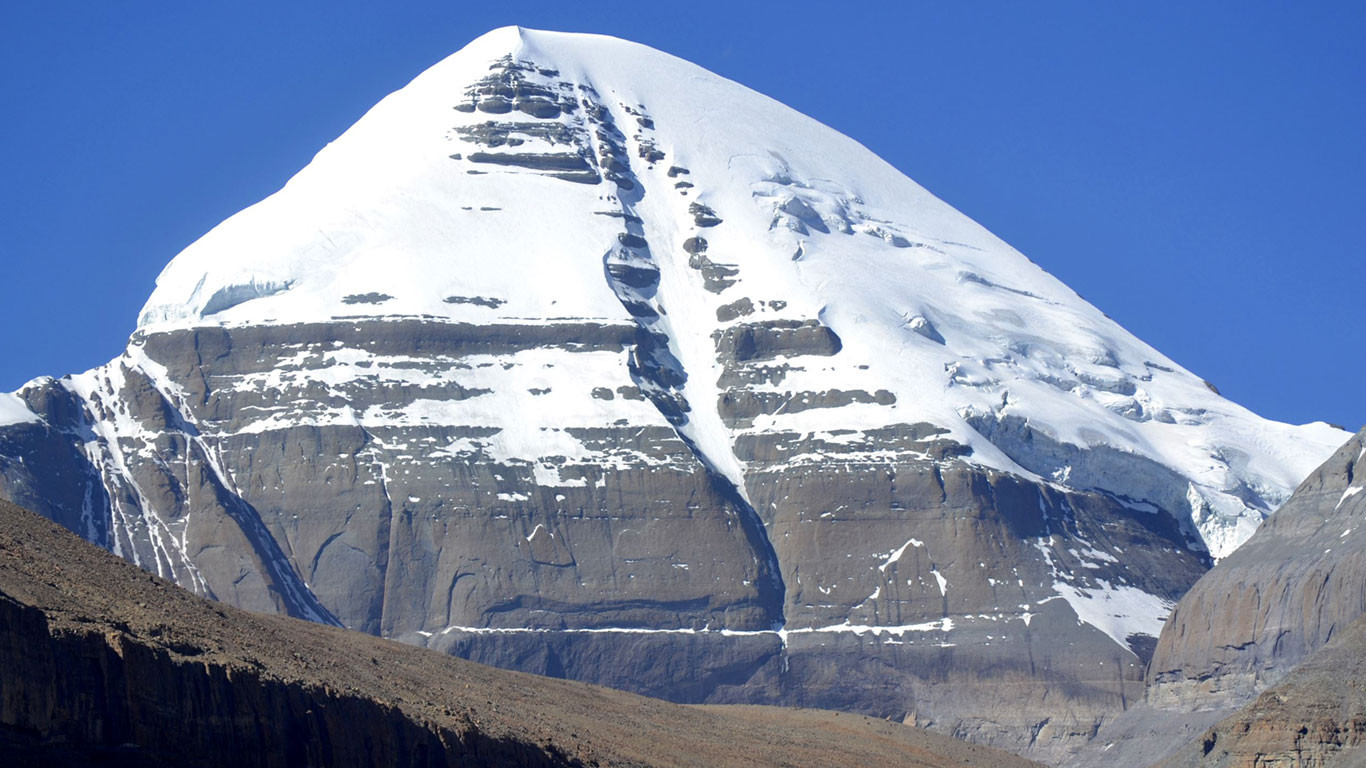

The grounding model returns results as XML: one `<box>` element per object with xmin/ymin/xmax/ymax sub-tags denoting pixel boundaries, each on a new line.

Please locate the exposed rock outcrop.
<box><xmin>0</xmin><ymin>498</ymin><xmax>1042</xmax><ymax>768</ymax></box>
<box><xmin>1062</xmin><ymin>429</ymin><xmax>1366</xmax><ymax>768</ymax></box>
<box><xmin>1158</xmin><ymin>611</ymin><xmax>1366</xmax><ymax>768</ymax></box>
<box><xmin>0</xmin><ymin>318</ymin><xmax>1209</xmax><ymax>764</ymax></box>
<box><xmin>1148</xmin><ymin>429</ymin><xmax>1366</xmax><ymax>711</ymax></box>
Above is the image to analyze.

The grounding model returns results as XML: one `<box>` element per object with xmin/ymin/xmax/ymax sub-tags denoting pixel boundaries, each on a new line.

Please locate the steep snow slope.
<box><xmin>0</xmin><ymin>394</ymin><xmax>37</xmax><ymax>428</ymax></box>
<box><xmin>136</xmin><ymin>26</ymin><xmax>1343</xmax><ymax>558</ymax></box>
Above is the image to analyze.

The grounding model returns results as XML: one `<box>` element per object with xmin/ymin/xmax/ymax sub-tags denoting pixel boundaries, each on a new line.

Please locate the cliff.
<box><xmin>1147</xmin><ymin>429</ymin><xmax>1366</xmax><ymax>711</ymax></box>
<box><xmin>1158</xmin><ymin>612</ymin><xmax>1366</xmax><ymax>767</ymax></box>
<box><xmin>0</xmin><ymin>497</ymin><xmax>1038</xmax><ymax>767</ymax></box>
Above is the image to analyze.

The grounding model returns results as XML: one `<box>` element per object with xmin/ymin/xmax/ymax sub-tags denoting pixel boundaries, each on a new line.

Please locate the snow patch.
<box><xmin>0</xmin><ymin>393</ymin><xmax>37</xmax><ymax>427</ymax></box>
<box><xmin>1052</xmin><ymin>580</ymin><xmax>1173</xmax><ymax>655</ymax></box>
<box><xmin>879</xmin><ymin>537</ymin><xmax>923</xmax><ymax>572</ymax></box>
<box><xmin>1337</xmin><ymin>486</ymin><xmax>1362</xmax><ymax>511</ymax></box>
<box><xmin>932</xmin><ymin>568</ymin><xmax>948</xmax><ymax>596</ymax></box>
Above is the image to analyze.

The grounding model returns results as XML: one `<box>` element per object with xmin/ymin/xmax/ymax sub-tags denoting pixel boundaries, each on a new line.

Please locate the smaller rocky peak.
<box><xmin>1262</xmin><ymin>427</ymin><xmax>1365</xmax><ymax>538</ymax></box>
<box><xmin>1146</xmin><ymin>427</ymin><xmax>1366</xmax><ymax>712</ymax></box>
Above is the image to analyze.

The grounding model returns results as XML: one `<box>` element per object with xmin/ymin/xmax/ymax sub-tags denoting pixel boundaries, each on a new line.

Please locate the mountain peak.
<box><xmin>0</xmin><ymin>27</ymin><xmax>1351</xmax><ymax>757</ymax></box>
<box><xmin>127</xmin><ymin>28</ymin><xmax>1345</xmax><ymax>557</ymax></box>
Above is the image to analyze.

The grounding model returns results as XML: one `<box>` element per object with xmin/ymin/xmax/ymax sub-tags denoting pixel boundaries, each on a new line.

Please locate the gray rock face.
<box><xmin>0</xmin><ymin>314</ymin><xmax>1210</xmax><ymax>762</ymax></box>
<box><xmin>1</xmin><ymin>499</ymin><xmax>1046</xmax><ymax>768</ymax></box>
<box><xmin>1156</xmin><ymin>611</ymin><xmax>1366</xmax><ymax>768</ymax></box>
<box><xmin>1147</xmin><ymin>429</ymin><xmax>1366</xmax><ymax>711</ymax></box>
<box><xmin>1060</xmin><ymin>429</ymin><xmax>1366</xmax><ymax>767</ymax></box>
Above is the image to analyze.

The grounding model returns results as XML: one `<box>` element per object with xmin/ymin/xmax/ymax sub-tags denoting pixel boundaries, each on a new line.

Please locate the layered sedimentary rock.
<box><xmin>0</xmin><ymin>27</ymin><xmax>1348</xmax><ymax>761</ymax></box>
<box><xmin>0</xmin><ymin>499</ymin><xmax>1041</xmax><ymax>768</ymax></box>
<box><xmin>1147</xmin><ymin>429</ymin><xmax>1366</xmax><ymax>712</ymax></box>
<box><xmin>1157</xmin><ymin>611</ymin><xmax>1366</xmax><ymax>768</ymax></box>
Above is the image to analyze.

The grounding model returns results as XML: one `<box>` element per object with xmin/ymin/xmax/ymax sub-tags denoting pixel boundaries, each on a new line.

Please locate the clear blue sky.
<box><xmin>1</xmin><ymin>2</ymin><xmax>1362</xmax><ymax>430</ymax></box>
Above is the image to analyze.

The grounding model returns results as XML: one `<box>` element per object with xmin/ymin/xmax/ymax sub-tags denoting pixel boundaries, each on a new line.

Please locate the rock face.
<box><xmin>1147</xmin><ymin>429</ymin><xmax>1366</xmax><ymax>712</ymax></box>
<box><xmin>0</xmin><ymin>499</ymin><xmax>1044</xmax><ymax>768</ymax></box>
<box><xmin>0</xmin><ymin>26</ymin><xmax>1348</xmax><ymax>761</ymax></box>
<box><xmin>1060</xmin><ymin>428</ymin><xmax>1366</xmax><ymax>768</ymax></box>
<box><xmin>1157</xmin><ymin>611</ymin><xmax>1366</xmax><ymax>768</ymax></box>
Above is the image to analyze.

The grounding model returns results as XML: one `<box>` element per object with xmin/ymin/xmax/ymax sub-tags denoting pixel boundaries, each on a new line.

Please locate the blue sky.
<box><xmin>1</xmin><ymin>2</ymin><xmax>1362</xmax><ymax>430</ymax></box>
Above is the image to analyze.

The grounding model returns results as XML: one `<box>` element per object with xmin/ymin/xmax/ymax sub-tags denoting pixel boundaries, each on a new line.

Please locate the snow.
<box><xmin>61</xmin><ymin>357</ymin><xmax>209</xmax><ymax>594</ymax></box>
<box><xmin>30</xmin><ymin>24</ymin><xmax>1345</xmax><ymax>563</ymax></box>
<box><xmin>432</xmin><ymin>617</ymin><xmax>954</xmax><ymax>642</ymax></box>
<box><xmin>1052</xmin><ymin>579</ymin><xmax>1174</xmax><ymax>655</ymax></box>
<box><xmin>220</xmin><ymin>344</ymin><xmax>680</xmax><ymax>484</ymax></box>
<box><xmin>0</xmin><ymin>393</ymin><xmax>37</xmax><ymax>427</ymax></box>
<box><xmin>878</xmin><ymin>537</ymin><xmax>923</xmax><ymax>572</ymax></box>
<box><xmin>1338</xmin><ymin>486</ymin><xmax>1363</xmax><ymax>511</ymax></box>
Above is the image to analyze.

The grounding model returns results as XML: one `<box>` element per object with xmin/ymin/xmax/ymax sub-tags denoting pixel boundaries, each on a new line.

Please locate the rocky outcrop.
<box><xmin>1157</xmin><ymin>612</ymin><xmax>1366</xmax><ymax>768</ymax></box>
<box><xmin>0</xmin><ymin>498</ymin><xmax>1042</xmax><ymax>768</ymax></box>
<box><xmin>1148</xmin><ymin>429</ymin><xmax>1366</xmax><ymax>712</ymax></box>
<box><xmin>1059</xmin><ymin>429</ymin><xmax>1366</xmax><ymax>768</ymax></box>
<box><xmin>0</xmin><ymin>316</ymin><xmax>1210</xmax><ymax>764</ymax></box>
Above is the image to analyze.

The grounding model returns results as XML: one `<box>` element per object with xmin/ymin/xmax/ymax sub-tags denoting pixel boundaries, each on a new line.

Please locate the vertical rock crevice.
<box><xmin>590</xmin><ymin>91</ymin><xmax>787</xmax><ymax>631</ymax></box>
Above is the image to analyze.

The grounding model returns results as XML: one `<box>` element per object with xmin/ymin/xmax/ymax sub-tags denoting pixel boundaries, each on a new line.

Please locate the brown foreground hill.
<box><xmin>0</xmin><ymin>499</ymin><xmax>1038</xmax><ymax>768</ymax></box>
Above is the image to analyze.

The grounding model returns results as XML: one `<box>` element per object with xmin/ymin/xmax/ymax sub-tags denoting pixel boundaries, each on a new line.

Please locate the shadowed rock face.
<box><xmin>0</xmin><ymin>499</ymin><xmax>1045</xmax><ymax>768</ymax></box>
<box><xmin>0</xmin><ymin>595</ymin><xmax>568</xmax><ymax>768</ymax></box>
<box><xmin>1147</xmin><ymin>429</ymin><xmax>1366</xmax><ymax>712</ymax></box>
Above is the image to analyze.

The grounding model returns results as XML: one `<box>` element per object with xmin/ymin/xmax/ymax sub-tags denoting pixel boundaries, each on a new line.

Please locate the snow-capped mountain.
<box><xmin>0</xmin><ymin>27</ymin><xmax>1347</xmax><ymax>759</ymax></box>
